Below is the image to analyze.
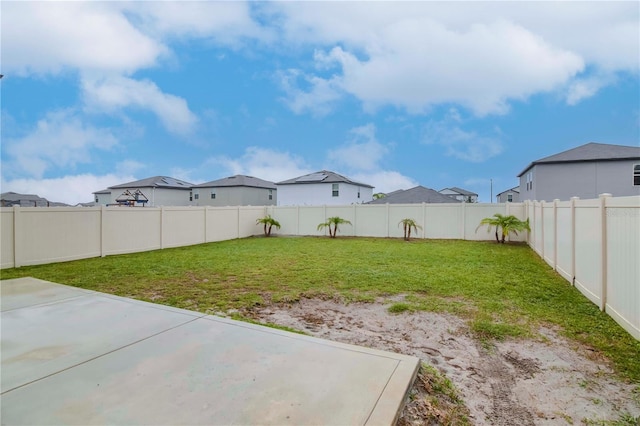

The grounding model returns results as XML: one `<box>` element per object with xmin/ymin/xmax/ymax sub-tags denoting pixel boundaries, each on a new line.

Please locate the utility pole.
<box><xmin>490</xmin><ymin>179</ymin><xmax>493</xmax><ymax>203</ymax></box>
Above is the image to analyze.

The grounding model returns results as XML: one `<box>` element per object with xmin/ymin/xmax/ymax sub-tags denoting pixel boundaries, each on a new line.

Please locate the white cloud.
<box><xmin>565</xmin><ymin>75</ymin><xmax>613</xmax><ymax>106</ymax></box>
<box><xmin>277</xmin><ymin>69</ymin><xmax>342</xmax><ymax>116</ymax></box>
<box><xmin>2</xmin><ymin>2</ymin><xmax>164</xmax><ymax>76</ymax></box>
<box><xmin>206</xmin><ymin>147</ymin><xmax>312</xmax><ymax>183</ymax></box>
<box><xmin>351</xmin><ymin>171</ymin><xmax>418</xmax><ymax>194</ymax></box>
<box><xmin>1</xmin><ymin>173</ymin><xmax>137</xmax><ymax>206</ymax></box>
<box><xmin>328</xmin><ymin>124</ymin><xmax>389</xmax><ymax>171</ymax></box>
<box><xmin>82</xmin><ymin>75</ymin><xmax>198</xmax><ymax>135</ymax></box>
<box><xmin>270</xmin><ymin>2</ymin><xmax>636</xmax><ymax>114</ymax></box>
<box><xmin>4</xmin><ymin>110</ymin><xmax>118</xmax><ymax>179</ymax></box>
<box><xmin>422</xmin><ymin>112</ymin><xmax>504</xmax><ymax>163</ymax></box>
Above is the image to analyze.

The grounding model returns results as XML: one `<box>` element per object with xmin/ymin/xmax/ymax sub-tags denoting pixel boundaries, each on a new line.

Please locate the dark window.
<box><xmin>634</xmin><ymin>164</ymin><xmax>640</xmax><ymax>186</ymax></box>
<box><xmin>507</xmin><ymin>194</ymin><xmax>513</xmax><ymax>202</ymax></box>
<box><xmin>189</xmin><ymin>192</ymin><xmax>193</xmax><ymax>201</ymax></box>
<box><xmin>268</xmin><ymin>189</ymin><xmax>273</xmax><ymax>200</ymax></box>
<box><xmin>332</xmin><ymin>183</ymin><xmax>339</xmax><ymax>197</ymax></box>
<box><xmin>211</xmin><ymin>192</ymin><xmax>216</xmax><ymax>199</ymax></box>
<box><xmin>194</xmin><ymin>194</ymin><xmax>199</xmax><ymax>200</ymax></box>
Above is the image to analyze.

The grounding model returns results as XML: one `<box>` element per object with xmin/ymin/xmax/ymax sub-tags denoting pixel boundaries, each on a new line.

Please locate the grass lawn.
<box><xmin>2</xmin><ymin>236</ymin><xmax>639</xmax><ymax>383</ymax></box>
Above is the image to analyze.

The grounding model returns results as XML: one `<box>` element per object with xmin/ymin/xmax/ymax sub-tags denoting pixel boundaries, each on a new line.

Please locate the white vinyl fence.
<box><xmin>1</xmin><ymin>197</ymin><xmax>637</xmax><ymax>340</ymax></box>
<box><xmin>1</xmin><ymin>203</ymin><xmax>522</xmax><ymax>269</ymax></box>
<box><xmin>525</xmin><ymin>195</ymin><xmax>640</xmax><ymax>339</ymax></box>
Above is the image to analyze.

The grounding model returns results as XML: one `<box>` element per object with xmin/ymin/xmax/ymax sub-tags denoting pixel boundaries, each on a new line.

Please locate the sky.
<box><xmin>1</xmin><ymin>1</ymin><xmax>639</xmax><ymax>205</ymax></box>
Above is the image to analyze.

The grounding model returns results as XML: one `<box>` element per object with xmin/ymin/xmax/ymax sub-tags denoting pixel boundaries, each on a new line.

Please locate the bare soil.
<box><xmin>247</xmin><ymin>296</ymin><xmax>640</xmax><ymax>425</ymax></box>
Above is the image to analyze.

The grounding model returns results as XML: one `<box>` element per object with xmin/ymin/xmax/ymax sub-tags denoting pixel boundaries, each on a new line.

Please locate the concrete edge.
<box><xmin>366</xmin><ymin>357</ymin><xmax>420</xmax><ymax>426</ymax></box>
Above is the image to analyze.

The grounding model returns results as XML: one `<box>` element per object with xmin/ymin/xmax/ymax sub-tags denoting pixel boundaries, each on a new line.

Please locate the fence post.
<box><xmin>461</xmin><ymin>201</ymin><xmax>466</xmax><ymax>240</ymax></box>
<box><xmin>570</xmin><ymin>197</ymin><xmax>578</xmax><ymax>286</ymax></box>
<box><xmin>100</xmin><ymin>206</ymin><xmax>106</xmax><ymax>257</ymax></box>
<box><xmin>353</xmin><ymin>204</ymin><xmax>357</xmax><ymax>236</ymax></box>
<box><xmin>160</xmin><ymin>207</ymin><xmax>165</xmax><ymax>249</ymax></box>
<box><xmin>296</xmin><ymin>205</ymin><xmax>300</xmax><ymax>236</ymax></box>
<box><xmin>599</xmin><ymin>193</ymin><xmax>611</xmax><ymax>311</ymax></box>
<box><xmin>13</xmin><ymin>206</ymin><xmax>21</xmax><ymax>268</ymax></box>
<box><xmin>540</xmin><ymin>201</ymin><xmax>545</xmax><ymax>260</ymax></box>
<box><xmin>386</xmin><ymin>203</ymin><xmax>390</xmax><ymax>237</ymax></box>
<box><xmin>422</xmin><ymin>202</ymin><xmax>426</xmax><ymax>239</ymax></box>
<box><xmin>204</xmin><ymin>206</ymin><xmax>208</xmax><ymax>243</ymax></box>
<box><xmin>553</xmin><ymin>199</ymin><xmax>559</xmax><ymax>270</ymax></box>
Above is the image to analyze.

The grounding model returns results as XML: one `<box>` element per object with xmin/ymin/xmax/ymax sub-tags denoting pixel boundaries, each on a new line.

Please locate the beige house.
<box><xmin>191</xmin><ymin>175</ymin><xmax>276</xmax><ymax>206</ymax></box>
<box><xmin>496</xmin><ymin>186</ymin><xmax>520</xmax><ymax>203</ymax></box>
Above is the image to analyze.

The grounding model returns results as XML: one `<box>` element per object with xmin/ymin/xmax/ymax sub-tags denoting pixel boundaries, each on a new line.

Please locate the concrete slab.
<box><xmin>1</xmin><ymin>277</ymin><xmax>419</xmax><ymax>425</ymax></box>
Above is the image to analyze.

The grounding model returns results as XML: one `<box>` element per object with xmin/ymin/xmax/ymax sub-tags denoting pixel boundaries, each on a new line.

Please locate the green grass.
<box><xmin>2</xmin><ymin>237</ymin><xmax>639</xmax><ymax>383</ymax></box>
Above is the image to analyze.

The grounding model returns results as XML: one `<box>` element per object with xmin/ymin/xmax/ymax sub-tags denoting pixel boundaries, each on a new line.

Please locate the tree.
<box><xmin>476</xmin><ymin>213</ymin><xmax>530</xmax><ymax>243</ymax></box>
<box><xmin>256</xmin><ymin>215</ymin><xmax>281</xmax><ymax>237</ymax></box>
<box><xmin>373</xmin><ymin>193</ymin><xmax>386</xmax><ymax>200</ymax></box>
<box><xmin>398</xmin><ymin>218</ymin><xmax>422</xmax><ymax>241</ymax></box>
<box><xmin>317</xmin><ymin>216</ymin><xmax>352</xmax><ymax>238</ymax></box>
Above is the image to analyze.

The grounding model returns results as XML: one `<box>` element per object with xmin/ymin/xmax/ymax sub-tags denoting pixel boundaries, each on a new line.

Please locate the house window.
<box><xmin>194</xmin><ymin>194</ymin><xmax>199</xmax><ymax>200</ymax></box>
<box><xmin>634</xmin><ymin>164</ymin><xmax>640</xmax><ymax>186</ymax></box>
<box><xmin>357</xmin><ymin>190</ymin><xmax>360</xmax><ymax>199</ymax></box>
<box><xmin>526</xmin><ymin>172</ymin><xmax>533</xmax><ymax>191</ymax></box>
<box><xmin>507</xmin><ymin>194</ymin><xmax>513</xmax><ymax>202</ymax></box>
<box><xmin>332</xmin><ymin>183</ymin><xmax>339</xmax><ymax>197</ymax></box>
<box><xmin>268</xmin><ymin>189</ymin><xmax>273</xmax><ymax>200</ymax></box>
<box><xmin>211</xmin><ymin>192</ymin><xmax>216</xmax><ymax>199</ymax></box>
<box><xmin>189</xmin><ymin>191</ymin><xmax>193</xmax><ymax>201</ymax></box>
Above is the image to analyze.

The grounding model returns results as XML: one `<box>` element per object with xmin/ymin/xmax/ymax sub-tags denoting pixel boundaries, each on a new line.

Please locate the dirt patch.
<box><xmin>248</xmin><ymin>297</ymin><xmax>640</xmax><ymax>425</ymax></box>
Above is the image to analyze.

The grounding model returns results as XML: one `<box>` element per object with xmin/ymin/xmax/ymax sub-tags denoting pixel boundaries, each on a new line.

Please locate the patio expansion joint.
<box><xmin>0</xmin><ymin>315</ymin><xmax>202</xmax><ymax>396</ymax></box>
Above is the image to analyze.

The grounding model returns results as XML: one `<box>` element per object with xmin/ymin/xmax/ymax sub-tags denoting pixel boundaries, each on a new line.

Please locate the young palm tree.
<box><xmin>256</xmin><ymin>215</ymin><xmax>281</xmax><ymax>237</ymax></box>
<box><xmin>317</xmin><ymin>216</ymin><xmax>352</xmax><ymax>238</ymax></box>
<box><xmin>398</xmin><ymin>218</ymin><xmax>422</xmax><ymax>241</ymax></box>
<box><xmin>476</xmin><ymin>213</ymin><xmax>530</xmax><ymax>243</ymax></box>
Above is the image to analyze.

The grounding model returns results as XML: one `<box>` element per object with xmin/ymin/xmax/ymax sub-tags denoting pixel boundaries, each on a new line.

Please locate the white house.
<box><xmin>438</xmin><ymin>187</ymin><xmax>478</xmax><ymax>203</ymax></box>
<box><xmin>276</xmin><ymin>170</ymin><xmax>374</xmax><ymax>206</ymax></box>
<box><xmin>517</xmin><ymin>142</ymin><xmax>640</xmax><ymax>201</ymax></box>
<box><xmin>191</xmin><ymin>175</ymin><xmax>276</xmax><ymax>206</ymax></box>
<box><xmin>94</xmin><ymin>176</ymin><xmax>194</xmax><ymax>207</ymax></box>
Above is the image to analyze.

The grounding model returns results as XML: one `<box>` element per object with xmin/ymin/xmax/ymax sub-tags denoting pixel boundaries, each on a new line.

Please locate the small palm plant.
<box><xmin>476</xmin><ymin>213</ymin><xmax>530</xmax><ymax>243</ymax></box>
<box><xmin>317</xmin><ymin>216</ymin><xmax>352</xmax><ymax>238</ymax></box>
<box><xmin>398</xmin><ymin>218</ymin><xmax>422</xmax><ymax>241</ymax></box>
<box><xmin>256</xmin><ymin>215</ymin><xmax>281</xmax><ymax>237</ymax></box>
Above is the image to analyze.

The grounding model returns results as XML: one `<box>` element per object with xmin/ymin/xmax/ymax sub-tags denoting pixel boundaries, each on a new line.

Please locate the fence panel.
<box><xmin>1</xmin><ymin>209</ymin><xmax>15</xmax><ymax>268</ymax></box>
<box><xmin>542</xmin><ymin>202</ymin><xmax>556</xmax><ymax>268</ymax></box>
<box><xmin>423</xmin><ymin>204</ymin><xmax>461</xmax><ymax>239</ymax></box>
<box><xmin>605</xmin><ymin>197</ymin><xmax>640</xmax><ymax>339</ymax></box>
<box><xmin>354</xmin><ymin>204</ymin><xmax>388</xmax><ymax>237</ymax></box>
<box><xmin>555</xmin><ymin>201</ymin><xmax>573</xmax><ymax>282</ymax></box>
<box><xmin>103</xmin><ymin>208</ymin><xmax>162</xmax><ymax>256</ymax></box>
<box><xmin>15</xmin><ymin>208</ymin><xmax>101</xmax><ymax>266</ymax></box>
<box><xmin>162</xmin><ymin>207</ymin><xmax>206</xmax><ymax>248</ymax></box>
<box><xmin>267</xmin><ymin>206</ymin><xmax>298</xmax><ymax>236</ymax></box>
<box><xmin>206</xmin><ymin>208</ymin><xmax>240</xmax><ymax>242</ymax></box>
<box><xmin>239</xmin><ymin>207</ymin><xmax>268</xmax><ymax>238</ymax></box>
<box><xmin>388</xmin><ymin>205</ymin><xmax>424</xmax><ymax>239</ymax></box>
<box><xmin>572</xmin><ymin>199</ymin><xmax>602</xmax><ymax>306</ymax></box>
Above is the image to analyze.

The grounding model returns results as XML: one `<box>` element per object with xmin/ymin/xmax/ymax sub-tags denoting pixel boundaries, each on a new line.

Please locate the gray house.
<box><xmin>438</xmin><ymin>187</ymin><xmax>478</xmax><ymax>203</ymax></box>
<box><xmin>518</xmin><ymin>142</ymin><xmax>640</xmax><ymax>201</ymax></box>
<box><xmin>94</xmin><ymin>176</ymin><xmax>194</xmax><ymax>207</ymax></box>
<box><xmin>368</xmin><ymin>186</ymin><xmax>462</xmax><ymax>204</ymax></box>
<box><xmin>191</xmin><ymin>175</ymin><xmax>276</xmax><ymax>206</ymax></box>
<box><xmin>496</xmin><ymin>186</ymin><xmax>520</xmax><ymax>203</ymax></box>
<box><xmin>0</xmin><ymin>192</ymin><xmax>68</xmax><ymax>207</ymax></box>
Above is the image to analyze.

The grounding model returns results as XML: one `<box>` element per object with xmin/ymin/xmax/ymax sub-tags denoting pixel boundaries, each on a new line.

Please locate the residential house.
<box><xmin>438</xmin><ymin>187</ymin><xmax>478</xmax><ymax>203</ymax></box>
<box><xmin>368</xmin><ymin>186</ymin><xmax>462</xmax><ymax>204</ymax></box>
<box><xmin>496</xmin><ymin>186</ymin><xmax>520</xmax><ymax>203</ymax></box>
<box><xmin>0</xmin><ymin>192</ymin><xmax>67</xmax><ymax>207</ymax></box>
<box><xmin>94</xmin><ymin>176</ymin><xmax>194</xmax><ymax>207</ymax></box>
<box><xmin>191</xmin><ymin>175</ymin><xmax>276</xmax><ymax>206</ymax></box>
<box><xmin>518</xmin><ymin>142</ymin><xmax>640</xmax><ymax>201</ymax></box>
<box><xmin>276</xmin><ymin>170</ymin><xmax>373</xmax><ymax>206</ymax></box>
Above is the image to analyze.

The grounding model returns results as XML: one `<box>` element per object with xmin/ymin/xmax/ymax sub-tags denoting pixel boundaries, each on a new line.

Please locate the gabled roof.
<box><xmin>1</xmin><ymin>192</ymin><xmax>46</xmax><ymax>202</ymax></box>
<box><xmin>193</xmin><ymin>175</ymin><xmax>276</xmax><ymax>189</ymax></box>
<box><xmin>277</xmin><ymin>170</ymin><xmax>374</xmax><ymax>188</ymax></box>
<box><xmin>496</xmin><ymin>186</ymin><xmax>520</xmax><ymax>197</ymax></box>
<box><xmin>367</xmin><ymin>186</ymin><xmax>462</xmax><ymax>204</ymax></box>
<box><xmin>518</xmin><ymin>142</ymin><xmax>640</xmax><ymax>177</ymax></box>
<box><xmin>93</xmin><ymin>189</ymin><xmax>111</xmax><ymax>195</ymax></box>
<box><xmin>439</xmin><ymin>187</ymin><xmax>478</xmax><ymax>196</ymax></box>
<box><xmin>109</xmin><ymin>176</ymin><xmax>194</xmax><ymax>190</ymax></box>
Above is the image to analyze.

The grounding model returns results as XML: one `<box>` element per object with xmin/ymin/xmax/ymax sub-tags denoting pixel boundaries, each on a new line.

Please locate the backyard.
<box><xmin>2</xmin><ymin>236</ymin><xmax>639</xmax><ymax>424</ymax></box>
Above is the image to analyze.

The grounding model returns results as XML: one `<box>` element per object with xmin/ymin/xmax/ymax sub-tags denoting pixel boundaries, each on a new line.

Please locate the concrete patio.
<box><xmin>1</xmin><ymin>277</ymin><xmax>419</xmax><ymax>425</ymax></box>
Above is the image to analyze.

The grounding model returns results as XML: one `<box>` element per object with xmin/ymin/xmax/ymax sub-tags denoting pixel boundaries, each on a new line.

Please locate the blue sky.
<box><xmin>2</xmin><ymin>1</ymin><xmax>639</xmax><ymax>204</ymax></box>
